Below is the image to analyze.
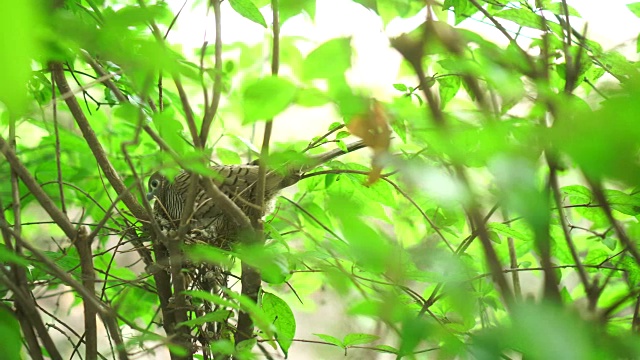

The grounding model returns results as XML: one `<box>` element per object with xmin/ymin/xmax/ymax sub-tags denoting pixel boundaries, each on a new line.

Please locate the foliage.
<box><xmin>1</xmin><ymin>0</ymin><xmax>640</xmax><ymax>359</ymax></box>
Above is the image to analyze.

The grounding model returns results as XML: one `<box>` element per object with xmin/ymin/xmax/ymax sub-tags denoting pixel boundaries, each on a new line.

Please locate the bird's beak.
<box><xmin>146</xmin><ymin>192</ymin><xmax>155</xmax><ymax>201</ymax></box>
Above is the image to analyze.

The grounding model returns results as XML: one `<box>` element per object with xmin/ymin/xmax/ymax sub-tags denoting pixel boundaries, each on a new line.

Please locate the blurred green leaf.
<box><xmin>0</xmin><ymin>1</ymin><xmax>42</xmax><ymax>114</ymax></box>
<box><xmin>177</xmin><ymin>310</ymin><xmax>233</xmax><ymax>327</ymax></box>
<box><xmin>296</xmin><ymin>87</ymin><xmax>330</xmax><ymax>107</ymax></box>
<box><xmin>552</xmin><ymin>85</ymin><xmax>640</xmax><ymax>184</ymax></box>
<box><xmin>225</xmin><ymin>289</ymin><xmax>276</xmax><ymax>340</ymax></box>
<box><xmin>237</xmin><ymin>244</ymin><xmax>290</xmax><ymax>284</ymax></box>
<box><xmin>184</xmin><ymin>290</ymin><xmax>240</xmax><ymax>309</ymax></box>
<box><xmin>185</xmin><ymin>245</ymin><xmax>235</xmax><ymax>268</ymax></box>
<box><xmin>113</xmin><ymin>285</ymin><xmax>157</xmax><ymax>323</ymax></box>
<box><xmin>0</xmin><ymin>246</ymin><xmax>29</xmax><ymax>267</ymax></box>
<box><xmin>506</xmin><ymin>302</ymin><xmax>599</xmax><ymax>360</ymax></box>
<box><xmin>280</xmin><ymin>0</ymin><xmax>315</xmax><ymax>24</ymax></box>
<box><xmin>217</xmin><ymin>147</ymin><xmax>242</xmax><ymax>165</ymax></box>
<box><xmin>302</xmin><ymin>38</ymin><xmax>352</xmax><ymax>81</ymax></box>
<box><xmin>620</xmin><ymin>255</ymin><xmax>640</xmax><ymax>287</ymax></box>
<box><xmin>398</xmin><ymin>317</ymin><xmax>433</xmax><ymax>357</ymax></box>
<box><xmin>242</xmin><ymin>77</ymin><xmax>297</xmax><ymax>123</ymax></box>
<box><xmin>210</xmin><ymin>340</ymin><xmax>235</xmax><ymax>356</ymax></box>
<box><xmin>0</xmin><ymin>308</ymin><xmax>21</xmax><ymax>360</ymax></box>
<box><xmin>443</xmin><ymin>0</ymin><xmax>479</xmax><ymax>25</ymax></box>
<box><xmin>495</xmin><ymin>8</ymin><xmax>562</xmax><ymax>34</ymax></box>
<box><xmin>627</xmin><ymin>2</ymin><xmax>640</xmax><ymax>17</ymax></box>
<box><xmin>328</xmin><ymin>197</ymin><xmax>391</xmax><ymax>273</ymax></box>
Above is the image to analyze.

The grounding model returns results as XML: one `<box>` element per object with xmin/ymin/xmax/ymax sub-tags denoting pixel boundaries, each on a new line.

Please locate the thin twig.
<box><xmin>237</xmin><ymin>0</ymin><xmax>280</xmax><ymax>345</ymax></box>
<box><xmin>0</xmin><ymin>135</ymin><xmax>77</xmax><ymax>239</ymax></box>
<box><xmin>0</xmin><ymin>224</ymin><xmax>129</xmax><ymax>360</ymax></box>
<box><xmin>549</xmin><ymin>165</ymin><xmax>591</xmax><ymax>302</ymax></box>
<box><xmin>589</xmin><ymin>180</ymin><xmax>640</xmax><ymax>265</ymax></box>
<box><xmin>200</xmin><ymin>0</ymin><xmax>223</xmax><ymax>146</ymax></box>
<box><xmin>0</xmin><ymin>270</ymin><xmax>62</xmax><ymax>360</ymax></box>
<box><xmin>74</xmin><ymin>228</ymin><xmax>98</xmax><ymax>360</ymax></box>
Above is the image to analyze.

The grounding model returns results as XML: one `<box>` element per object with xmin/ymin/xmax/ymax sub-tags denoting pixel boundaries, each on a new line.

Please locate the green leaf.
<box><xmin>0</xmin><ymin>0</ymin><xmax>42</xmax><ymax>114</ymax></box>
<box><xmin>505</xmin><ymin>302</ymin><xmax>596</xmax><ymax>359</ymax></box>
<box><xmin>30</xmin><ymin>250</ymin><xmax>82</xmax><ymax>283</ymax></box>
<box><xmin>552</xmin><ymin>89</ymin><xmax>640</xmax><ymax>185</ymax></box>
<box><xmin>183</xmin><ymin>290</ymin><xmax>240</xmax><ymax>309</ymax></box>
<box><xmin>495</xmin><ymin>8</ymin><xmax>562</xmax><ymax>34</ymax></box>
<box><xmin>437</xmin><ymin>75</ymin><xmax>461</xmax><ymax>109</ymax></box>
<box><xmin>328</xmin><ymin>121</ymin><xmax>342</xmax><ymax>131</ymax></box>
<box><xmin>235</xmin><ymin>338</ymin><xmax>257</xmax><ymax>354</ymax></box>
<box><xmin>628</xmin><ymin>3</ymin><xmax>640</xmax><ymax>18</ymax></box>
<box><xmin>0</xmin><ymin>246</ymin><xmax>29</xmax><ymax>267</ymax></box>
<box><xmin>335</xmin><ymin>131</ymin><xmax>350</xmax><ymax>140</ymax></box>
<box><xmin>375</xmin><ymin>344</ymin><xmax>398</xmax><ymax>354</ymax></box>
<box><xmin>443</xmin><ymin>0</ymin><xmax>479</xmax><ymax>25</ymax></box>
<box><xmin>620</xmin><ymin>255</ymin><xmax>640</xmax><ymax>287</ymax></box>
<box><xmin>343</xmin><ymin>333</ymin><xmax>379</xmax><ymax>347</ymax></box>
<box><xmin>151</xmin><ymin>111</ymin><xmax>187</xmax><ymax>156</ymax></box>
<box><xmin>604</xmin><ymin>189</ymin><xmax>640</xmax><ymax>215</ymax></box>
<box><xmin>229</xmin><ymin>0</ymin><xmax>267</xmax><ymax>27</ymax></box>
<box><xmin>242</xmin><ymin>77</ymin><xmax>297</xmax><ymax>123</ymax></box>
<box><xmin>584</xmin><ymin>248</ymin><xmax>609</xmax><ymax>267</ymax></box>
<box><xmin>353</xmin><ymin>0</ymin><xmax>377</xmax><ymax>13</ymax></box>
<box><xmin>177</xmin><ymin>310</ymin><xmax>233</xmax><ymax>327</ymax></box>
<box><xmin>0</xmin><ymin>308</ymin><xmax>21</xmax><ymax>360</ymax></box>
<box><xmin>393</xmin><ymin>83</ymin><xmax>408</xmax><ymax>91</ymax></box>
<box><xmin>398</xmin><ymin>317</ymin><xmax>433</xmax><ymax>356</ymax></box>
<box><xmin>296</xmin><ymin>87</ymin><xmax>330</xmax><ymax>107</ymax></box>
<box><xmin>336</xmin><ymin>139</ymin><xmax>348</xmax><ymax>153</ymax></box>
<box><xmin>210</xmin><ymin>340</ymin><xmax>235</xmax><ymax>355</ymax></box>
<box><xmin>543</xmin><ymin>3</ymin><xmax>581</xmax><ymax>17</ymax></box>
<box><xmin>302</xmin><ymin>38</ymin><xmax>352</xmax><ymax>81</ymax></box>
<box><xmin>225</xmin><ymin>289</ymin><xmax>276</xmax><ymax>339</ymax></box>
<box><xmin>329</xmin><ymin>197</ymin><xmax>391</xmax><ymax>273</ymax></box>
<box><xmin>314</xmin><ymin>333</ymin><xmax>344</xmax><ymax>348</ymax></box>
<box><xmin>488</xmin><ymin>222</ymin><xmax>532</xmax><ymax>242</ymax></box>
<box><xmin>217</xmin><ymin>147</ymin><xmax>242</xmax><ymax>165</ymax></box>
<box><xmin>280</xmin><ymin>0</ymin><xmax>316</xmax><ymax>24</ymax></box>
<box><xmin>561</xmin><ymin>185</ymin><xmax>592</xmax><ymax>203</ymax></box>
<box><xmin>262</xmin><ymin>292</ymin><xmax>296</xmax><ymax>355</ymax></box>
<box><xmin>113</xmin><ymin>286</ymin><xmax>159</xmax><ymax>324</ymax></box>
<box><xmin>377</xmin><ymin>0</ymin><xmax>425</xmax><ymax>24</ymax></box>
<box><xmin>237</xmin><ymin>243</ymin><xmax>290</xmax><ymax>284</ymax></box>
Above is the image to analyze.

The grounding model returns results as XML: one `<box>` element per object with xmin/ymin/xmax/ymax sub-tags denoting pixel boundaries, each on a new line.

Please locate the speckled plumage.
<box><xmin>148</xmin><ymin>165</ymin><xmax>296</xmax><ymax>222</ymax></box>
<box><xmin>146</xmin><ymin>142</ymin><xmax>365</xmax><ymax>246</ymax></box>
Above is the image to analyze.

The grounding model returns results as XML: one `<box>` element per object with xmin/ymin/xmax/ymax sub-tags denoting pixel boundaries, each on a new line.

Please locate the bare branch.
<box><xmin>51</xmin><ymin>62</ymin><xmax>147</xmax><ymax>221</ymax></box>
<box><xmin>237</xmin><ymin>0</ymin><xmax>280</xmax><ymax>345</ymax></box>
<box><xmin>200</xmin><ymin>0</ymin><xmax>223</xmax><ymax>146</ymax></box>
<box><xmin>0</xmin><ymin>135</ymin><xmax>77</xmax><ymax>239</ymax></box>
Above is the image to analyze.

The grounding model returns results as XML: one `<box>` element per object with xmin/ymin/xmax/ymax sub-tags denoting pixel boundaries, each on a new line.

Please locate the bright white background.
<box><xmin>165</xmin><ymin>0</ymin><xmax>640</xmax><ymax>143</ymax></box>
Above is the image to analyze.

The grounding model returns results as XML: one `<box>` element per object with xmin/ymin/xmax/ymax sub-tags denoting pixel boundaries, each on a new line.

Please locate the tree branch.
<box><xmin>0</xmin><ymin>135</ymin><xmax>77</xmax><ymax>239</ymax></box>
<box><xmin>200</xmin><ymin>0</ymin><xmax>223</xmax><ymax>146</ymax></box>
<box><xmin>50</xmin><ymin>62</ymin><xmax>147</xmax><ymax>221</ymax></box>
<box><xmin>237</xmin><ymin>0</ymin><xmax>280</xmax><ymax>345</ymax></box>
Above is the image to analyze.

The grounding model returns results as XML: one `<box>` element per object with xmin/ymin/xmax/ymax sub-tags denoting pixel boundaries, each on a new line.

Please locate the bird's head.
<box><xmin>146</xmin><ymin>172</ymin><xmax>168</xmax><ymax>202</ymax></box>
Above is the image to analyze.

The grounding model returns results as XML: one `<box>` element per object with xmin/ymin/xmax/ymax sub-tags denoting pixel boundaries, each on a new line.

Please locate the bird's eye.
<box><xmin>150</xmin><ymin>179</ymin><xmax>159</xmax><ymax>189</ymax></box>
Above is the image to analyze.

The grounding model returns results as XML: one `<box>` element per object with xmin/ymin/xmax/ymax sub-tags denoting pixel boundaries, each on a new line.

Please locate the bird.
<box><xmin>146</xmin><ymin>141</ymin><xmax>366</xmax><ymax>342</ymax></box>
<box><xmin>146</xmin><ymin>140</ymin><xmax>365</xmax><ymax>247</ymax></box>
